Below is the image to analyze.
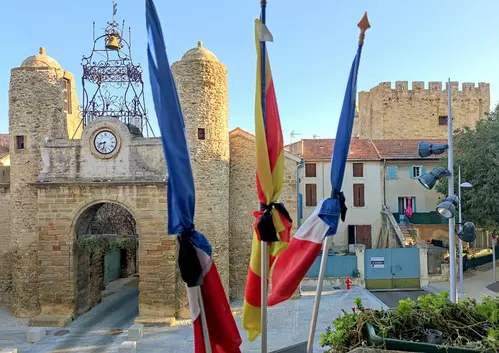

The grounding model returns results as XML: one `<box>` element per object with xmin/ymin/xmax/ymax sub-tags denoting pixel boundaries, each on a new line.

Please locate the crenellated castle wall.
<box><xmin>353</xmin><ymin>81</ymin><xmax>490</xmax><ymax>140</ymax></box>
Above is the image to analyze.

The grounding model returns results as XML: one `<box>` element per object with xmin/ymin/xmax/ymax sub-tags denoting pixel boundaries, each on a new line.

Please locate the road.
<box><xmin>370</xmin><ymin>290</ymin><xmax>430</xmax><ymax>308</ymax></box>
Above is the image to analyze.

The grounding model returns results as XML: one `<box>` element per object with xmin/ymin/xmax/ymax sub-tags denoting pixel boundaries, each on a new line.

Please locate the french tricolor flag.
<box><xmin>185</xmin><ymin>238</ymin><xmax>242</xmax><ymax>353</ymax></box>
<box><xmin>268</xmin><ymin>200</ymin><xmax>329</xmax><ymax>306</ymax></box>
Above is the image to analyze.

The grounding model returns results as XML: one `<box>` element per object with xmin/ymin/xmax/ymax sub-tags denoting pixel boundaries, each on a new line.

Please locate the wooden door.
<box><xmin>356</xmin><ymin>225</ymin><xmax>372</xmax><ymax>249</ymax></box>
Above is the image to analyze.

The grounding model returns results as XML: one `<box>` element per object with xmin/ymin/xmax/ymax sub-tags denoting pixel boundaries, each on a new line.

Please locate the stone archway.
<box><xmin>72</xmin><ymin>201</ymin><xmax>139</xmax><ymax>316</ymax></box>
<box><xmin>33</xmin><ymin>183</ymin><xmax>177</xmax><ymax>327</ymax></box>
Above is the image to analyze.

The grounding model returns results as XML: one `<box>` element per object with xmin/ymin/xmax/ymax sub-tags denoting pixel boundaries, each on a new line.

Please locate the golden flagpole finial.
<box><xmin>357</xmin><ymin>12</ymin><xmax>371</xmax><ymax>45</ymax></box>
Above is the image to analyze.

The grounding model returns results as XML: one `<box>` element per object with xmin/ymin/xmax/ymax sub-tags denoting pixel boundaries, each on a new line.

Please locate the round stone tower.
<box><xmin>9</xmin><ymin>48</ymin><xmax>73</xmax><ymax>317</ymax></box>
<box><xmin>171</xmin><ymin>42</ymin><xmax>230</xmax><ymax>295</ymax></box>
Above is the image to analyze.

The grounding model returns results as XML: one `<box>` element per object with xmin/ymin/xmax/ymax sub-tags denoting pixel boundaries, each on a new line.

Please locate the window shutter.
<box><xmin>359</xmin><ymin>184</ymin><xmax>365</xmax><ymax>207</ymax></box>
<box><xmin>305</xmin><ymin>184</ymin><xmax>317</xmax><ymax>206</ymax></box>
<box><xmin>387</xmin><ymin>166</ymin><xmax>397</xmax><ymax>179</ymax></box>
<box><xmin>305</xmin><ymin>163</ymin><xmax>317</xmax><ymax>177</ymax></box>
<box><xmin>353</xmin><ymin>163</ymin><xmax>363</xmax><ymax>177</ymax></box>
<box><xmin>353</xmin><ymin>184</ymin><xmax>365</xmax><ymax>207</ymax></box>
<box><xmin>421</xmin><ymin>167</ymin><xmax>426</xmax><ymax>175</ymax></box>
<box><xmin>412</xmin><ymin>197</ymin><xmax>416</xmax><ymax>212</ymax></box>
<box><xmin>409</xmin><ymin>166</ymin><xmax>414</xmax><ymax>178</ymax></box>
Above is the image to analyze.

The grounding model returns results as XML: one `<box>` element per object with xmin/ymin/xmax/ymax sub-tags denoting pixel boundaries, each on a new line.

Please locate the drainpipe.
<box><xmin>296</xmin><ymin>159</ymin><xmax>305</xmax><ymax>228</ymax></box>
<box><xmin>382</xmin><ymin>159</ymin><xmax>387</xmax><ymax>207</ymax></box>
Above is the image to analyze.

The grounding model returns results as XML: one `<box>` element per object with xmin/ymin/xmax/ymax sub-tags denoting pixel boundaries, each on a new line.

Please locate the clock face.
<box><xmin>94</xmin><ymin>130</ymin><xmax>117</xmax><ymax>155</ymax></box>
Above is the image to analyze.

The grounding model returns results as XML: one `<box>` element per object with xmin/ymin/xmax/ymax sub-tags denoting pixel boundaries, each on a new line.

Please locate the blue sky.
<box><xmin>0</xmin><ymin>0</ymin><xmax>498</xmax><ymax>144</ymax></box>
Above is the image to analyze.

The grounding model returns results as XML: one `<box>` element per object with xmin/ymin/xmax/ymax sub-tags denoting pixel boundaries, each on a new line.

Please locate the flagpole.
<box><xmin>306</xmin><ymin>13</ymin><xmax>370</xmax><ymax>353</ymax></box>
<box><xmin>306</xmin><ymin>236</ymin><xmax>333</xmax><ymax>353</ymax></box>
<box><xmin>260</xmin><ymin>1</ymin><xmax>268</xmax><ymax>352</ymax></box>
<box><xmin>197</xmin><ymin>286</ymin><xmax>212</xmax><ymax>353</ymax></box>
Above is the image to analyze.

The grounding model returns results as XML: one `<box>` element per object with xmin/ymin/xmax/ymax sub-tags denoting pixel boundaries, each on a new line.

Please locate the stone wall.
<box><xmin>9</xmin><ymin>66</ymin><xmax>71</xmax><ymax>317</ymax></box>
<box><xmin>228</xmin><ymin>129</ymin><xmax>299</xmax><ymax>300</ymax></box>
<box><xmin>35</xmin><ymin>183</ymin><xmax>175</xmax><ymax>323</ymax></box>
<box><xmin>353</xmin><ymin>81</ymin><xmax>490</xmax><ymax>140</ymax></box>
<box><xmin>0</xmin><ymin>186</ymin><xmax>11</xmax><ymax>306</ymax></box>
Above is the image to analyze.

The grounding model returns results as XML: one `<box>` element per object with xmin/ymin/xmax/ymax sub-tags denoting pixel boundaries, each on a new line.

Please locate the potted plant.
<box><xmin>320</xmin><ymin>292</ymin><xmax>499</xmax><ymax>353</ymax></box>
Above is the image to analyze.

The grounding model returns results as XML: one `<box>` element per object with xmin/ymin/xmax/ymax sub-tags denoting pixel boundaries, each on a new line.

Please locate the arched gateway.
<box><xmin>32</xmin><ymin>115</ymin><xmax>179</xmax><ymax>325</ymax></box>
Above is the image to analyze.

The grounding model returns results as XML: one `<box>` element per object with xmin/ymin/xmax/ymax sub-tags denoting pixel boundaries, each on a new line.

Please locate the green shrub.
<box><xmin>320</xmin><ymin>292</ymin><xmax>499</xmax><ymax>353</ymax></box>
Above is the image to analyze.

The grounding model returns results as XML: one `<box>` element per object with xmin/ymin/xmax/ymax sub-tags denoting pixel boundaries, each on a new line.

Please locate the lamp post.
<box><xmin>458</xmin><ymin>165</ymin><xmax>472</xmax><ymax>298</ymax></box>
<box><xmin>416</xmin><ymin>79</ymin><xmax>457</xmax><ymax>302</ymax></box>
<box><xmin>446</xmin><ymin>79</ymin><xmax>458</xmax><ymax>303</ymax></box>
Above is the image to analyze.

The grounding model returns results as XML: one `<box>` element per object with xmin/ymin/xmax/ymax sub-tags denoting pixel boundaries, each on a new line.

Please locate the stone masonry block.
<box><xmin>119</xmin><ymin>341</ymin><xmax>136</xmax><ymax>353</ymax></box>
<box><xmin>0</xmin><ymin>349</ymin><xmax>18</xmax><ymax>353</ymax></box>
<box><xmin>27</xmin><ymin>328</ymin><xmax>46</xmax><ymax>343</ymax></box>
<box><xmin>412</xmin><ymin>81</ymin><xmax>424</xmax><ymax>90</ymax></box>
<box><xmin>128</xmin><ymin>324</ymin><xmax>144</xmax><ymax>340</ymax></box>
<box><xmin>395</xmin><ymin>81</ymin><xmax>408</xmax><ymax>91</ymax></box>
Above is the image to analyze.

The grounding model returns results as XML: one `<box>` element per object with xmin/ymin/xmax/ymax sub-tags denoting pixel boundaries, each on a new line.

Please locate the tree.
<box><xmin>436</xmin><ymin>104</ymin><xmax>499</xmax><ymax>231</ymax></box>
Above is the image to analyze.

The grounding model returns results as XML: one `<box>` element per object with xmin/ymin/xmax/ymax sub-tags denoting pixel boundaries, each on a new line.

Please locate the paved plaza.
<box><xmin>0</xmin><ymin>285</ymin><xmax>385</xmax><ymax>353</ymax></box>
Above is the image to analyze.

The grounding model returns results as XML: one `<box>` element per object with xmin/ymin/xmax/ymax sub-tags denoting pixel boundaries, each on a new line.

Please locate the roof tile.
<box><xmin>373</xmin><ymin>139</ymin><xmax>447</xmax><ymax>160</ymax></box>
<box><xmin>286</xmin><ymin>138</ymin><xmax>448</xmax><ymax>161</ymax></box>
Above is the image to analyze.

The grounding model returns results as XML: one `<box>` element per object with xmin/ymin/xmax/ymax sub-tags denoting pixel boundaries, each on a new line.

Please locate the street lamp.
<box><xmin>436</xmin><ymin>195</ymin><xmax>459</xmax><ymax>219</ymax></box>
<box><xmin>416</xmin><ymin>79</ymin><xmax>458</xmax><ymax>303</ymax></box>
<box><xmin>418</xmin><ymin>167</ymin><xmax>451</xmax><ymax>190</ymax></box>
<box><xmin>417</xmin><ymin>141</ymin><xmax>449</xmax><ymax>158</ymax></box>
<box><xmin>458</xmin><ymin>167</ymin><xmax>473</xmax><ymax>297</ymax></box>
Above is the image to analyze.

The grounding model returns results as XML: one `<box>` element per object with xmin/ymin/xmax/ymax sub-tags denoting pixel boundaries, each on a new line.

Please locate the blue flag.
<box><xmin>145</xmin><ymin>0</ymin><xmax>211</xmax><ymax>286</ymax></box>
<box><xmin>318</xmin><ymin>43</ymin><xmax>364</xmax><ymax>236</ymax></box>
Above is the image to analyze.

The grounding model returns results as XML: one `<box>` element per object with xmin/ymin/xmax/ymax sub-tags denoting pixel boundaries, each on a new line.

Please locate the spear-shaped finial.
<box><xmin>357</xmin><ymin>12</ymin><xmax>371</xmax><ymax>45</ymax></box>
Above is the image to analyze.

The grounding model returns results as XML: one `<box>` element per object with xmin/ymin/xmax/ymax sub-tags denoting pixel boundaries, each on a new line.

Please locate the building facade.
<box><xmin>0</xmin><ymin>43</ymin><xmax>300</xmax><ymax>326</ymax></box>
<box><xmin>288</xmin><ymin>137</ymin><xmax>455</xmax><ymax>251</ymax></box>
<box><xmin>373</xmin><ymin>139</ymin><xmax>450</xmax><ymax>243</ymax></box>
<box><xmin>287</xmin><ymin>139</ymin><xmax>383</xmax><ymax>252</ymax></box>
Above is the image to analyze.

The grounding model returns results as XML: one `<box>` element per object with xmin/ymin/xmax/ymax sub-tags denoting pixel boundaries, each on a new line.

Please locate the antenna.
<box><xmin>313</xmin><ymin>134</ymin><xmax>320</xmax><ymax>139</ymax></box>
<box><xmin>290</xmin><ymin>129</ymin><xmax>302</xmax><ymax>143</ymax></box>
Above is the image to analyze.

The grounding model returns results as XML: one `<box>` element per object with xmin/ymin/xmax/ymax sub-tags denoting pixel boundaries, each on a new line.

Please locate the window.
<box><xmin>305</xmin><ymin>163</ymin><xmax>316</xmax><ymax>177</ymax></box>
<box><xmin>15</xmin><ymin>136</ymin><xmax>25</xmax><ymax>150</ymax></box>
<box><xmin>386</xmin><ymin>166</ymin><xmax>397</xmax><ymax>179</ymax></box>
<box><xmin>353</xmin><ymin>163</ymin><xmax>364</xmax><ymax>177</ymax></box>
<box><xmin>197</xmin><ymin>128</ymin><xmax>206</xmax><ymax>140</ymax></box>
<box><xmin>353</xmin><ymin>183</ymin><xmax>365</xmax><ymax>207</ymax></box>
<box><xmin>439</xmin><ymin>115</ymin><xmax>447</xmax><ymax>125</ymax></box>
<box><xmin>410</xmin><ymin>166</ymin><xmax>425</xmax><ymax>178</ymax></box>
<box><xmin>63</xmin><ymin>78</ymin><xmax>72</xmax><ymax>114</ymax></box>
<box><xmin>348</xmin><ymin>225</ymin><xmax>356</xmax><ymax>245</ymax></box>
<box><xmin>305</xmin><ymin>184</ymin><xmax>317</xmax><ymax>206</ymax></box>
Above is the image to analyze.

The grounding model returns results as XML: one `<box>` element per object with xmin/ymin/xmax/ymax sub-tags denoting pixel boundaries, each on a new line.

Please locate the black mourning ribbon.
<box><xmin>331</xmin><ymin>188</ymin><xmax>348</xmax><ymax>222</ymax></box>
<box><xmin>178</xmin><ymin>227</ymin><xmax>204</xmax><ymax>287</ymax></box>
<box><xmin>257</xmin><ymin>202</ymin><xmax>293</xmax><ymax>243</ymax></box>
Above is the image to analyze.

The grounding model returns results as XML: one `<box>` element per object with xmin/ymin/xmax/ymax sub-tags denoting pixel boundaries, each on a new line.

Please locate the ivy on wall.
<box><xmin>77</xmin><ymin>235</ymin><xmax>137</xmax><ymax>252</ymax></box>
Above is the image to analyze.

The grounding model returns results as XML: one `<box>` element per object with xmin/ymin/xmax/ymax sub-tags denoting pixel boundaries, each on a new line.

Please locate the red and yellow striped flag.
<box><xmin>241</xmin><ymin>18</ymin><xmax>293</xmax><ymax>342</ymax></box>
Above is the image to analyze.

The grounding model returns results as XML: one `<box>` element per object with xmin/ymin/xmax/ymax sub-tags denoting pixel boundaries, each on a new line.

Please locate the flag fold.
<box><xmin>146</xmin><ymin>1</ymin><xmax>242</xmax><ymax>352</ymax></box>
<box><xmin>242</xmin><ymin>18</ymin><xmax>293</xmax><ymax>342</ymax></box>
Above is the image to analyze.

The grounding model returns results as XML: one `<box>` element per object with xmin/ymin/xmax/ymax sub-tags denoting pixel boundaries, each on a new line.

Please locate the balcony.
<box><xmin>392</xmin><ymin>212</ymin><xmax>448</xmax><ymax>225</ymax></box>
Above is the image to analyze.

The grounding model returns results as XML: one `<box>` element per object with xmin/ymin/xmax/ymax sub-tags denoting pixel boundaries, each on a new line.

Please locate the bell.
<box><xmin>105</xmin><ymin>35</ymin><xmax>120</xmax><ymax>51</ymax></box>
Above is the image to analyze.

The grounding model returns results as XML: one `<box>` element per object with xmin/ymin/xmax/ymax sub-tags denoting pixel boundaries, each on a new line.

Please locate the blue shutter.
<box><xmin>412</xmin><ymin>197</ymin><xmax>416</xmax><ymax>212</ymax></box>
<box><xmin>421</xmin><ymin>167</ymin><xmax>426</xmax><ymax>175</ymax></box>
<box><xmin>387</xmin><ymin>166</ymin><xmax>397</xmax><ymax>179</ymax></box>
<box><xmin>409</xmin><ymin>166</ymin><xmax>414</xmax><ymax>178</ymax></box>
